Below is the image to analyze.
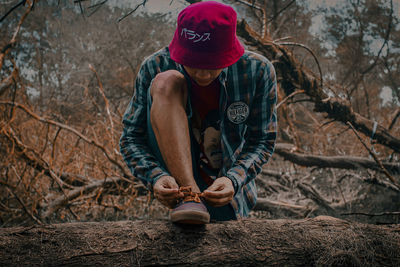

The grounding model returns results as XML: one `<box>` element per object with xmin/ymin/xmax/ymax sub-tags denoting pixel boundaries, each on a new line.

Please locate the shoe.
<box><xmin>170</xmin><ymin>186</ymin><xmax>210</xmax><ymax>224</ymax></box>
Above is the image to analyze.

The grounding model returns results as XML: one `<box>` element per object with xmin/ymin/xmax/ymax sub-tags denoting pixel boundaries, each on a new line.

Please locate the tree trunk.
<box><xmin>0</xmin><ymin>216</ymin><xmax>399</xmax><ymax>266</ymax></box>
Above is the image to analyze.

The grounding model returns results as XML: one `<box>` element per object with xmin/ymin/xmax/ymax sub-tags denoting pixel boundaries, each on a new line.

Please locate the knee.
<box><xmin>151</xmin><ymin>70</ymin><xmax>187</xmax><ymax>103</ymax></box>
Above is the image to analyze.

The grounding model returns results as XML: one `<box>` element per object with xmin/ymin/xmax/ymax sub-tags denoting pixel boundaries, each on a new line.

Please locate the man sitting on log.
<box><xmin>120</xmin><ymin>1</ymin><xmax>277</xmax><ymax>224</ymax></box>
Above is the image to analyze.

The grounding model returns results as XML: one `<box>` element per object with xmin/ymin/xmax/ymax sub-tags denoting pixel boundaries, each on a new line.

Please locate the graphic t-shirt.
<box><xmin>190</xmin><ymin>77</ymin><xmax>222</xmax><ymax>186</ymax></box>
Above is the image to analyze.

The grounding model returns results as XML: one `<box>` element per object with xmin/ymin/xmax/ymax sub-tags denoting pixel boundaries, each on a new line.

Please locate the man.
<box><xmin>120</xmin><ymin>1</ymin><xmax>277</xmax><ymax>224</ymax></box>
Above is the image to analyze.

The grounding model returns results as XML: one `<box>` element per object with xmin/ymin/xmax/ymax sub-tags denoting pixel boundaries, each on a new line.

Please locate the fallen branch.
<box><xmin>4</xmin><ymin>184</ymin><xmax>43</xmax><ymax>225</ymax></box>
<box><xmin>297</xmin><ymin>182</ymin><xmax>336</xmax><ymax>215</ymax></box>
<box><xmin>347</xmin><ymin>122</ymin><xmax>400</xmax><ymax>190</ymax></box>
<box><xmin>254</xmin><ymin>198</ymin><xmax>311</xmax><ymax>218</ymax></box>
<box><xmin>342</xmin><ymin>211</ymin><xmax>400</xmax><ymax>217</ymax></box>
<box><xmin>0</xmin><ymin>101</ymin><xmax>132</xmax><ymax>179</ymax></box>
<box><xmin>2</xmin><ymin>125</ymin><xmax>91</xmax><ymax>187</ymax></box>
<box><xmin>275</xmin><ymin>41</ymin><xmax>323</xmax><ymax>88</ymax></box>
<box><xmin>41</xmin><ymin>176</ymin><xmax>124</xmax><ymax>219</ymax></box>
<box><xmin>276</xmin><ymin>89</ymin><xmax>304</xmax><ymax>109</ymax></box>
<box><xmin>274</xmin><ymin>143</ymin><xmax>400</xmax><ymax>174</ymax></box>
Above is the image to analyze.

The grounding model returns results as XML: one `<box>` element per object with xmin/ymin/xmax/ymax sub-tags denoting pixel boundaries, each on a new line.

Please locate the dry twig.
<box><xmin>89</xmin><ymin>64</ymin><xmax>116</xmax><ymax>150</ymax></box>
<box><xmin>0</xmin><ymin>101</ymin><xmax>131</xmax><ymax>179</ymax></box>
<box><xmin>347</xmin><ymin>122</ymin><xmax>400</xmax><ymax>190</ymax></box>
<box><xmin>0</xmin><ymin>0</ymin><xmax>34</xmax><ymax>70</ymax></box>
<box><xmin>276</xmin><ymin>89</ymin><xmax>304</xmax><ymax>109</ymax></box>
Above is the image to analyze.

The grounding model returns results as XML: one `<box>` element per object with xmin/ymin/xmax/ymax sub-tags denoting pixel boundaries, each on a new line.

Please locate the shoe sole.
<box><xmin>170</xmin><ymin>210</ymin><xmax>210</xmax><ymax>224</ymax></box>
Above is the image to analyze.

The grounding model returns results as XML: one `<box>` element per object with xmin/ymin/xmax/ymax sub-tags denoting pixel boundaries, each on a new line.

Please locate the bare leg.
<box><xmin>150</xmin><ymin>70</ymin><xmax>200</xmax><ymax>193</ymax></box>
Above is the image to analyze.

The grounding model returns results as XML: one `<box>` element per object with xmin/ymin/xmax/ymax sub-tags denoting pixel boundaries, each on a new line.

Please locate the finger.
<box><xmin>203</xmin><ymin>187</ymin><xmax>233</xmax><ymax>198</ymax></box>
<box><xmin>155</xmin><ymin>192</ymin><xmax>181</xmax><ymax>204</ymax></box>
<box><xmin>204</xmin><ymin>194</ymin><xmax>233</xmax><ymax>204</ymax></box>
<box><xmin>155</xmin><ymin>187</ymin><xmax>179</xmax><ymax>196</ymax></box>
<box><xmin>205</xmin><ymin>197</ymin><xmax>232</xmax><ymax>207</ymax></box>
<box><xmin>206</xmin><ymin>182</ymin><xmax>224</xmax><ymax>192</ymax></box>
<box><xmin>154</xmin><ymin>188</ymin><xmax>183</xmax><ymax>202</ymax></box>
<box><xmin>155</xmin><ymin>176</ymin><xmax>179</xmax><ymax>190</ymax></box>
<box><xmin>166</xmin><ymin>190</ymin><xmax>184</xmax><ymax>199</ymax></box>
<box><xmin>164</xmin><ymin>179</ymin><xmax>180</xmax><ymax>190</ymax></box>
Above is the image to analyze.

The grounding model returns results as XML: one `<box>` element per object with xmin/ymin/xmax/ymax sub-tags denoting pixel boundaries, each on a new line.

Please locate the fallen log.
<box><xmin>254</xmin><ymin>198</ymin><xmax>311</xmax><ymax>218</ymax></box>
<box><xmin>274</xmin><ymin>143</ymin><xmax>400</xmax><ymax>174</ymax></box>
<box><xmin>0</xmin><ymin>216</ymin><xmax>399</xmax><ymax>266</ymax></box>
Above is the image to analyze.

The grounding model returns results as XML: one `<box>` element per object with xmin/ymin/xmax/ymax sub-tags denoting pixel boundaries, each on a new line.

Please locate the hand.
<box><xmin>153</xmin><ymin>176</ymin><xmax>184</xmax><ymax>208</ymax></box>
<box><xmin>202</xmin><ymin>177</ymin><xmax>234</xmax><ymax>207</ymax></box>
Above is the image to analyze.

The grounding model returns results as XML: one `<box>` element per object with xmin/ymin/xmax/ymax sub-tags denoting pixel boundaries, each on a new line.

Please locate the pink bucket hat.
<box><xmin>169</xmin><ymin>1</ymin><xmax>245</xmax><ymax>69</ymax></box>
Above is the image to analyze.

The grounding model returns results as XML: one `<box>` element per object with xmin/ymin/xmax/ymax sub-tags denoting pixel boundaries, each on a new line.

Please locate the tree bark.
<box><xmin>0</xmin><ymin>217</ymin><xmax>399</xmax><ymax>266</ymax></box>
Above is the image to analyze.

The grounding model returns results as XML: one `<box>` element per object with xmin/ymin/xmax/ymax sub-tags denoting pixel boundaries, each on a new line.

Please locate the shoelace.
<box><xmin>179</xmin><ymin>186</ymin><xmax>203</xmax><ymax>203</ymax></box>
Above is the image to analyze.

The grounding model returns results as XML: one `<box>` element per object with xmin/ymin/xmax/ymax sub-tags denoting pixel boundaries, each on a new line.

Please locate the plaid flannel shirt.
<box><xmin>120</xmin><ymin>47</ymin><xmax>277</xmax><ymax>218</ymax></box>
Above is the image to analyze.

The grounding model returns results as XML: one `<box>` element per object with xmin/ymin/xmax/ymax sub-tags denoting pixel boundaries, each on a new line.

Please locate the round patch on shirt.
<box><xmin>227</xmin><ymin>101</ymin><xmax>249</xmax><ymax>124</ymax></box>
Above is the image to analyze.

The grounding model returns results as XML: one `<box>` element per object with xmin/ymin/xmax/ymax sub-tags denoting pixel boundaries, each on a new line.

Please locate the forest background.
<box><xmin>0</xmin><ymin>0</ymin><xmax>399</xmax><ymax>227</ymax></box>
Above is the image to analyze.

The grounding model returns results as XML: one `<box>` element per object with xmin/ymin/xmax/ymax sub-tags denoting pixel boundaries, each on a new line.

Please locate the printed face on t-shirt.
<box><xmin>183</xmin><ymin>66</ymin><xmax>223</xmax><ymax>86</ymax></box>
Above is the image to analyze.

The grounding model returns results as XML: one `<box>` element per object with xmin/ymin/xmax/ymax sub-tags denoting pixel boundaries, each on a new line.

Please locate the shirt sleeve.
<box><xmin>119</xmin><ymin>60</ymin><xmax>170</xmax><ymax>190</ymax></box>
<box><xmin>226</xmin><ymin>60</ymin><xmax>277</xmax><ymax>194</ymax></box>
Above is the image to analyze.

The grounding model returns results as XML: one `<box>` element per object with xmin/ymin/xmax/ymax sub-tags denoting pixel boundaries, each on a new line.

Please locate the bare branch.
<box><xmin>88</xmin><ymin>0</ymin><xmax>108</xmax><ymax>9</ymax></box>
<box><xmin>297</xmin><ymin>182</ymin><xmax>336</xmax><ymax>215</ymax></box>
<box><xmin>0</xmin><ymin>0</ymin><xmax>26</xmax><ymax>23</ymax></box>
<box><xmin>0</xmin><ymin>101</ymin><xmax>132</xmax><ymax>179</ymax></box>
<box><xmin>118</xmin><ymin>0</ymin><xmax>147</xmax><ymax>23</ymax></box>
<box><xmin>74</xmin><ymin>0</ymin><xmax>85</xmax><ymax>18</ymax></box>
<box><xmin>0</xmin><ymin>0</ymin><xmax>33</xmax><ymax>70</ymax></box>
<box><xmin>389</xmin><ymin>109</ymin><xmax>400</xmax><ymax>131</ymax></box>
<box><xmin>347</xmin><ymin>122</ymin><xmax>400</xmax><ymax>190</ymax></box>
<box><xmin>89</xmin><ymin>64</ymin><xmax>116</xmax><ymax>149</ymax></box>
<box><xmin>275</xmin><ymin>41</ymin><xmax>323</xmax><ymax>89</ymax></box>
<box><xmin>87</xmin><ymin>0</ymin><xmax>109</xmax><ymax>17</ymax></box>
<box><xmin>266</xmin><ymin>0</ymin><xmax>296</xmax><ymax>24</ymax></box>
<box><xmin>3</xmin><ymin>126</ymin><xmax>76</xmax><ymax>191</ymax></box>
<box><xmin>41</xmin><ymin>176</ymin><xmax>125</xmax><ymax>219</ymax></box>
<box><xmin>360</xmin><ymin>0</ymin><xmax>393</xmax><ymax>75</ymax></box>
<box><xmin>276</xmin><ymin>89</ymin><xmax>304</xmax><ymax>109</ymax></box>
<box><xmin>235</xmin><ymin>0</ymin><xmax>267</xmax><ymax>38</ymax></box>
<box><xmin>274</xmin><ymin>143</ymin><xmax>400</xmax><ymax>175</ymax></box>
<box><xmin>185</xmin><ymin>0</ymin><xmax>202</xmax><ymax>3</ymax></box>
<box><xmin>5</xmin><ymin>184</ymin><xmax>43</xmax><ymax>225</ymax></box>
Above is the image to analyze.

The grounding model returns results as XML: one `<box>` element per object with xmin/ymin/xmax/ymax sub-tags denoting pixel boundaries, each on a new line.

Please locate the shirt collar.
<box><xmin>219</xmin><ymin>67</ymin><xmax>229</xmax><ymax>83</ymax></box>
<box><xmin>176</xmin><ymin>64</ymin><xmax>229</xmax><ymax>85</ymax></box>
